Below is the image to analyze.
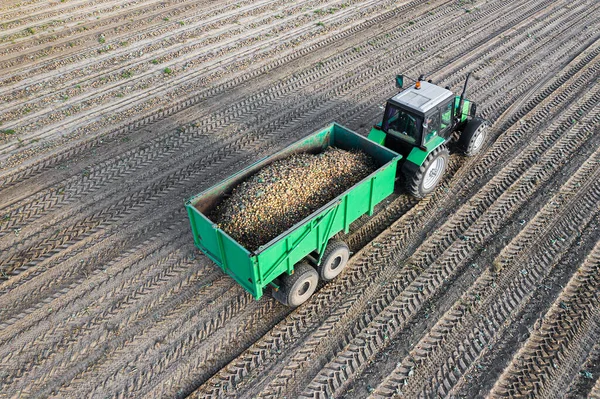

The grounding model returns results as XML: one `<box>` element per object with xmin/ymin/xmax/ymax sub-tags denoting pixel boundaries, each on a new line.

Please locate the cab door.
<box><xmin>438</xmin><ymin>99</ymin><xmax>454</xmax><ymax>139</ymax></box>
<box><xmin>423</xmin><ymin>109</ymin><xmax>441</xmax><ymax>146</ymax></box>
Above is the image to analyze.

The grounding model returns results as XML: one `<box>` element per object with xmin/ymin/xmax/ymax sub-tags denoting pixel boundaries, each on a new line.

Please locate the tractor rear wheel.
<box><xmin>273</xmin><ymin>262</ymin><xmax>319</xmax><ymax>307</ymax></box>
<box><xmin>458</xmin><ymin>117</ymin><xmax>488</xmax><ymax>156</ymax></box>
<box><xmin>407</xmin><ymin>145</ymin><xmax>449</xmax><ymax>198</ymax></box>
<box><xmin>317</xmin><ymin>239</ymin><xmax>350</xmax><ymax>281</ymax></box>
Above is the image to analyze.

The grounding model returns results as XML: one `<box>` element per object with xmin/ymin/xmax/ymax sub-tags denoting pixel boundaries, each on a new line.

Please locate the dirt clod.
<box><xmin>213</xmin><ymin>147</ymin><xmax>377</xmax><ymax>250</ymax></box>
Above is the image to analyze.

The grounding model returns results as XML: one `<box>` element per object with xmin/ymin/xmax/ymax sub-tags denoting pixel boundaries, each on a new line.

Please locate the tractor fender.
<box><xmin>367</xmin><ymin>126</ymin><xmax>386</xmax><ymax>146</ymax></box>
<box><xmin>403</xmin><ymin>136</ymin><xmax>446</xmax><ymax>169</ymax></box>
<box><xmin>401</xmin><ymin>158</ymin><xmax>421</xmax><ymax>180</ymax></box>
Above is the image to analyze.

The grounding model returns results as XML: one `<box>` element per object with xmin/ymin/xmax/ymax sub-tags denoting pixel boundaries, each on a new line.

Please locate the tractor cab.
<box><xmin>376</xmin><ymin>80</ymin><xmax>455</xmax><ymax>158</ymax></box>
<box><xmin>368</xmin><ymin>73</ymin><xmax>489</xmax><ymax>198</ymax></box>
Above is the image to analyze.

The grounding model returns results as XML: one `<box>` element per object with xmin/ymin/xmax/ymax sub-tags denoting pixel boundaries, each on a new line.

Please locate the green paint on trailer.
<box><xmin>185</xmin><ymin>123</ymin><xmax>401</xmax><ymax>300</ymax></box>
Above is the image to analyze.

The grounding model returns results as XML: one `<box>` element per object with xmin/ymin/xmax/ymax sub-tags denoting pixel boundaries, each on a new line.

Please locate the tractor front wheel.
<box><xmin>458</xmin><ymin>117</ymin><xmax>488</xmax><ymax>156</ymax></box>
<box><xmin>273</xmin><ymin>262</ymin><xmax>319</xmax><ymax>307</ymax></box>
<box><xmin>407</xmin><ymin>145</ymin><xmax>449</xmax><ymax>198</ymax></box>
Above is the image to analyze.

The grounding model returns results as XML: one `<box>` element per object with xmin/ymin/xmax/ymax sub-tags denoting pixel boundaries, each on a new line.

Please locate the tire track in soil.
<box><xmin>12</xmin><ymin>279</ymin><xmax>264</xmax><ymax>397</ymax></box>
<box><xmin>192</xmin><ymin>30</ymin><xmax>600</xmax><ymax>399</ymax></box>
<box><xmin>296</xmin><ymin>45</ymin><xmax>600</xmax><ymax>398</ymax></box>
<box><xmin>3</xmin><ymin>0</ymin><xmax>584</xmax><ymax>290</ymax></box>
<box><xmin>336</xmin><ymin>58</ymin><xmax>600</xmax><ymax>395</ymax></box>
<box><xmin>0</xmin><ymin>213</ymin><xmax>190</xmax><ymax>325</ymax></box>
<box><xmin>257</xmin><ymin>29</ymin><xmax>599</xmax><ymax>393</ymax></box>
<box><xmin>488</xmin><ymin>238</ymin><xmax>600</xmax><ymax>399</ymax></box>
<box><xmin>0</xmin><ymin>0</ymin><xmax>458</xmax><ymax>247</ymax></box>
<box><xmin>1</xmin><ymin>238</ymin><xmax>286</xmax><ymax>399</ymax></box>
<box><xmin>192</xmin><ymin>39</ymin><xmax>600</xmax><ymax>394</ymax></box>
<box><xmin>68</xmin><ymin>291</ymin><xmax>281</xmax><ymax>399</ymax></box>
<box><xmin>564</xmin><ymin>343</ymin><xmax>600</xmax><ymax>399</ymax></box>
<box><xmin>591</xmin><ymin>376</ymin><xmax>600</xmax><ymax>399</ymax></box>
<box><xmin>0</xmin><ymin>0</ymin><xmax>458</xmax><ymax>203</ymax></box>
<box><xmin>2</xmin><ymin>30</ymin><xmax>592</xmax><ymax>399</ymax></box>
<box><xmin>368</xmin><ymin>136</ymin><xmax>600</xmax><ymax>399</ymax></box>
<box><xmin>0</xmin><ymin>36</ymin><xmax>460</xmax><ymax>399</ymax></box>
<box><xmin>0</xmin><ymin>224</ymin><xmax>254</xmax><ymax>392</ymax></box>
<box><xmin>443</xmin><ymin>179</ymin><xmax>600</xmax><ymax>398</ymax></box>
<box><xmin>356</xmin><ymin>210</ymin><xmax>599</xmax><ymax>399</ymax></box>
<box><xmin>0</xmin><ymin>69</ymin><xmax>392</xmax><ymax>275</ymax></box>
<box><xmin>0</xmin><ymin>5</ymin><xmax>488</xmax><ymax>390</ymax></box>
<box><xmin>0</xmin><ymin>240</ymin><xmax>199</xmax><ymax>374</ymax></box>
<box><xmin>323</xmin><ymin>0</ymin><xmax>600</xmax><ymax>263</ymax></box>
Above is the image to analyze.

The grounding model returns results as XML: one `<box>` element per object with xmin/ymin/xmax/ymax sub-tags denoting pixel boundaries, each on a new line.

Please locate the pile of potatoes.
<box><xmin>213</xmin><ymin>147</ymin><xmax>376</xmax><ymax>250</ymax></box>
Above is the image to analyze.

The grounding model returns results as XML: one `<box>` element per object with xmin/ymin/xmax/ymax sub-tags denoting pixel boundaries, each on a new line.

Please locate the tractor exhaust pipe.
<box><xmin>458</xmin><ymin>72</ymin><xmax>471</xmax><ymax>121</ymax></box>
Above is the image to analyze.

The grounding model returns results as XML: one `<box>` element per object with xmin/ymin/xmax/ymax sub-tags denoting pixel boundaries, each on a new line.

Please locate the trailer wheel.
<box><xmin>274</xmin><ymin>263</ymin><xmax>319</xmax><ymax>307</ymax></box>
<box><xmin>458</xmin><ymin>117</ymin><xmax>488</xmax><ymax>156</ymax></box>
<box><xmin>318</xmin><ymin>239</ymin><xmax>350</xmax><ymax>281</ymax></box>
<box><xmin>407</xmin><ymin>145</ymin><xmax>449</xmax><ymax>198</ymax></box>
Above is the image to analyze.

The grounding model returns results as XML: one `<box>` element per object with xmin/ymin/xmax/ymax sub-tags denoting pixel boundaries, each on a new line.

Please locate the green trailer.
<box><xmin>185</xmin><ymin>123</ymin><xmax>401</xmax><ymax>306</ymax></box>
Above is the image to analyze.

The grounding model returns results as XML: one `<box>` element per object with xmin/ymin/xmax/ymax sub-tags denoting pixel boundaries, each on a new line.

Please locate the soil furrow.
<box><xmin>0</xmin><ymin>0</ymin><xmax>408</xmax><ymax>158</ymax></box>
<box><xmin>488</xmin><ymin>238</ymin><xmax>600</xmax><ymax>398</ymax></box>
<box><xmin>0</xmin><ymin>0</ymin><xmax>372</xmax><ymax>131</ymax></box>
<box><xmin>564</xmin><ymin>343</ymin><xmax>600</xmax><ymax>399</ymax></box>
<box><xmin>0</xmin><ymin>0</ymin><xmax>467</xmax><ymax>226</ymax></box>
<box><xmin>369</xmin><ymin>143</ymin><xmax>600</xmax><ymax>399</ymax></box>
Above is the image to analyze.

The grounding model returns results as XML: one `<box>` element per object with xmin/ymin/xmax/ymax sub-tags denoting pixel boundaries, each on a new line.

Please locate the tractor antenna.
<box><xmin>458</xmin><ymin>72</ymin><xmax>471</xmax><ymax>121</ymax></box>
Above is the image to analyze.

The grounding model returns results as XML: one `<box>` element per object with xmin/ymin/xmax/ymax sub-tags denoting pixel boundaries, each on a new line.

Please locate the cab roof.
<box><xmin>389</xmin><ymin>81</ymin><xmax>454</xmax><ymax>114</ymax></box>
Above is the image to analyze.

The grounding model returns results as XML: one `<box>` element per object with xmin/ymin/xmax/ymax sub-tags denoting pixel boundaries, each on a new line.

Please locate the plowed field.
<box><xmin>1</xmin><ymin>0</ymin><xmax>599</xmax><ymax>398</ymax></box>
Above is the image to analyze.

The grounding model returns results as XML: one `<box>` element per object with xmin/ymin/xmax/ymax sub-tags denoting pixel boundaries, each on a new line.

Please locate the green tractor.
<box><xmin>368</xmin><ymin>73</ymin><xmax>489</xmax><ymax>197</ymax></box>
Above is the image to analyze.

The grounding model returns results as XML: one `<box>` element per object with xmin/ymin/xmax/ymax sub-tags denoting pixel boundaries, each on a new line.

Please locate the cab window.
<box><xmin>423</xmin><ymin>110</ymin><xmax>440</xmax><ymax>143</ymax></box>
<box><xmin>440</xmin><ymin>101</ymin><xmax>453</xmax><ymax>131</ymax></box>
<box><xmin>382</xmin><ymin>104</ymin><xmax>422</xmax><ymax>144</ymax></box>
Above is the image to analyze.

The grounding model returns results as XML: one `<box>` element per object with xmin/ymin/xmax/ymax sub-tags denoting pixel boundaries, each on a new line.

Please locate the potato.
<box><xmin>213</xmin><ymin>147</ymin><xmax>376</xmax><ymax>250</ymax></box>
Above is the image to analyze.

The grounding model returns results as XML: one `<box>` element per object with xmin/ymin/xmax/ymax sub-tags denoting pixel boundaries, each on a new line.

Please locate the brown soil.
<box><xmin>0</xmin><ymin>0</ymin><xmax>599</xmax><ymax>398</ymax></box>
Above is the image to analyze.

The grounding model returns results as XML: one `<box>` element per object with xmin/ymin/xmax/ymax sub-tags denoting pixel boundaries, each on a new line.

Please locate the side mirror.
<box><xmin>395</xmin><ymin>75</ymin><xmax>404</xmax><ymax>89</ymax></box>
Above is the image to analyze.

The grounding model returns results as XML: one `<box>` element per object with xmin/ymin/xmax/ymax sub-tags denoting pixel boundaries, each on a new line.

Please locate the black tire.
<box><xmin>317</xmin><ymin>239</ymin><xmax>350</xmax><ymax>281</ymax></box>
<box><xmin>458</xmin><ymin>117</ymin><xmax>488</xmax><ymax>156</ymax></box>
<box><xmin>273</xmin><ymin>262</ymin><xmax>319</xmax><ymax>307</ymax></box>
<box><xmin>406</xmin><ymin>145</ymin><xmax>449</xmax><ymax>199</ymax></box>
